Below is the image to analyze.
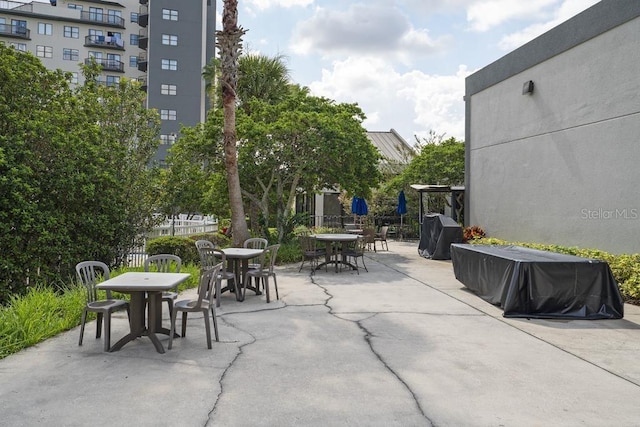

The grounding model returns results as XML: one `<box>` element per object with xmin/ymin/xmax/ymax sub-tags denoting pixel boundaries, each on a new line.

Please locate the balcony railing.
<box><xmin>0</xmin><ymin>23</ymin><xmax>30</xmax><ymax>39</ymax></box>
<box><xmin>138</xmin><ymin>27</ymin><xmax>148</xmax><ymax>50</ymax></box>
<box><xmin>84</xmin><ymin>57</ymin><xmax>124</xmax><ymax>73</ymax></box>
<box><xmin>84</xmin><ymin>35</ymin><xmax>124</xmax><ymax>50</ymax></box>
<box><xmin>137</xmin><ymin>76</ymin><xmax>147</xmax><ymax>91</ymax></box>
<box><xmin>80</xmin><ymin>11</ymin><xmax>125</xmax><ymax>27</ymax></box>
<box><xmin>138</xmin><ymin>5</ymin><xmax>148</xmax><ymax>27</ymax></box>
<box><xmin>137</xmin><ymin>51</ymin><xmax>147</xmax><ymax>72</ymax></box>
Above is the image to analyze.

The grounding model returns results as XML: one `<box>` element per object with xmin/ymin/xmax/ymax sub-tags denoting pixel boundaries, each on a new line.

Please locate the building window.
<box><xmin>130</xmin><ymin>34</ymin><xmax>139</xmax><ymax>46</ymax></box>
<box><xmin>68</xmin><ymin>4</ymin><xmax>82</xmax><ymax>11</ymax></box>
<box><xmin>162</xmin><ymin>9</ymin><xmax>178</xmax><ymax>21</ymax></box>
<box><xmin>89</xmin><ymin>7</ymin><xmax>104</xmax><ymax>22</ymax></box>
<box><xmin>161</xmin><ymin>34</ymin><xmax>178</xmax><ymax>46</ymax></box>
<box><xmin>161</xmin><ymin>59</ymin><xmax>178</xmax><ymax>71</ymax></box>
<box><xmin>63</xmin><ymin>48</ymin><xmax>79</xmax><ymax>61</ymax></box>
<box><xmin>88</xmin><ymin>29</ymin><xmax>103</xmax><ymax>37</ymax></box>
<box><xmin>161</xmin><ymin>84</ymin><xmax>177</xmax><ymax>95</ymax></box>
<box><xmin>70</xmin><ymin>72</ymin><xmax>79</xmax><ymax>84</ymax></box>
<box><xmin>160</xmin><ymin>110</ymin><xmax>177</xmax><ymax>121</ymax></box>
<box><xmin>38</xmin><ymin>23</ymin><xmax>53</xmax><ymax>35</ymax></box>
<box><xmin>129</xmin><ymin>55</ymin><xmax>138</xmax><ymax>67</ymax></box>
<box><xmin>107</xmin><ymin>10</ymin><xmax>122</xmax><ymax>25</ymax></box>
<box><xmin>160</xmin><ymin>134</ymin><xmax>177</xmax><ymax>145</ymax></box>
<box><xmin>10</xmin><ymin>42</ymin><xmax>27</xmax><ymax>52</ymax></box>
<box><xmin>130</xmin><ymin>12</ymin><xmax>138</xmax><ymax>23</ymax></box>
<box><xmin>106</xmin><ymin>75</ymin><xmax>120</xmax><ymax>87</ymax></box>
<box><xmin>63</xmin><ymin>26</ymin><xmax>79</xmax><ymax>38</ymax></box>
<box><xmin>36</xmin><ymin>45</ymin><xmax>53</xmax><ymax>58</ymax></box>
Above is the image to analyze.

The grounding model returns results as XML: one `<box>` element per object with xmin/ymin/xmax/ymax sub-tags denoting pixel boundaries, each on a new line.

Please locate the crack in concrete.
<box><xmin>204</xmin><ymin>314</ymin><xmax>256</xmax><ymax>426</ymax></box>
<box><xmin>309</xmin><ymin>263</ymin><xmax>435</xmax><ymax>425</ymax></box>
<box><xmin>203</xmin><ymin>259</ymin><xmax>438</xmax><ymax>425</ymax></box>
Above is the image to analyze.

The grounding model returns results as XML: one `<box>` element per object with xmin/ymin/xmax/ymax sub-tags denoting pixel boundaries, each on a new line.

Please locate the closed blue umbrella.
<box><xmin>397</xmin><ymin>191</ymin><xmax>407</xmax><ymax>215</ymax></box>
<box><xmin>351</xmin><ymin>197</ymin><xmax>368</xmax><ymax>216</ymax></box>
<box><xmin>397</xmin><ymin>190</ymin><xmax>407</xmax><ymax>236</ymax></box>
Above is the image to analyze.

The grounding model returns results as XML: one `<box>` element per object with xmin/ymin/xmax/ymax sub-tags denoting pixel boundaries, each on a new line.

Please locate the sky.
<box><xmin>224</xmin><ymin>0</ymin><xmax>600</xmax><ymax>145</ymax></box>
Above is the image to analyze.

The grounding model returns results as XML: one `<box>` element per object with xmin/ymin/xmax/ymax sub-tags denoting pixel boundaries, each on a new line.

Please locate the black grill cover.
<box><xmin>450</xmin><ymin>244</ymin><xmax>624</xmax><ymax>319</ymax></box>
<box><xmin>418</xmin><ymin>213</ymin><xmax>463</xmax><ymax>260</ymax></box>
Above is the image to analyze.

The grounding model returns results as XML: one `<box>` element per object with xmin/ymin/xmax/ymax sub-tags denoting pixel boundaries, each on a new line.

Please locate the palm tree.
<box><xmin>237</xmin><ymin>53</ymin><xmax>290</xmax><ymax>111</ymax></box>
<box><xmin>216</xmin><ymin>0</ymin><xmax>249</xmax><ymax>246</ymax></box>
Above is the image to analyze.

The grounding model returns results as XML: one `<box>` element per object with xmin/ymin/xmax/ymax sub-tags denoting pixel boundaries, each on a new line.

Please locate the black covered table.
<box><xmin>450</xmin><ymin>244</ymin><xmax>624</xmax><ymax>319</ymax></box>
<box><xmin>418</xmin><ymin>213</ymin><xmax>463</xmax><ymax>260</ymax></box>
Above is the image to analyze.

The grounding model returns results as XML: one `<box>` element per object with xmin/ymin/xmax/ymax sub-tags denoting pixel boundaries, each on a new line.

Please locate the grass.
<box><xmin>0</xmin><ymin>263</ymin><xmax>201</xmax><ymax>360</ymax></box>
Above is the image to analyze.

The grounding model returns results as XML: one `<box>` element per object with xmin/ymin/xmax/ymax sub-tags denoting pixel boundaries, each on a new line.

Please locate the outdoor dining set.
<box><xmin>74</xmin><ymin>227</ymin><xmax>390</xmax><ymax>355</ymax></box>
<box><xmin>75</xmin><ymin>238</ymin><xmax>280</xmax><ymax>354</ymax></box>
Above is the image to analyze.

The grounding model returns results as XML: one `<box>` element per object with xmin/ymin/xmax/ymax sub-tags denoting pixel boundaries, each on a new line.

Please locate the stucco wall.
<box><xmin>466</xmin><ymin>9</ymin><xmax>640</xmax><ymax>254</ymax></box>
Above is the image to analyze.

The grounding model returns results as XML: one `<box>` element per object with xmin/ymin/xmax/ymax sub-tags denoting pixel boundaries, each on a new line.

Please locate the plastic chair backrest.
<box><xmin>195</xmin><ymin>240</ymin><xmax>215</xmax><ymax>250</ymax></box>
<box><xmin>76</xmin><ymin>261</ymin><xmax>111</xmax><ymax>302</ymax></box>
<box><xmin>144</xmin><ymin>254</ymin><xmax>181</xmax><ymax>273</ymax></box>
<box><xmin>244</xmin><ymin>238</ymin><xmax>268</xmax><ymax>249</ymax></box>
<box><xmin>198</xmin><ymin>247</ymin><xmax>226</xmax><ymax>271</ymax></box>
<box><xmin>379</xmin><ymin>226</ymin><xmax>389</xmax><ymax>239</ymax></box>
<box><xmin>197</xmin><ymin>262</ymin><xmax>223</xmax><ymax>306</ymax></box>
<box><xmin>266</xmin><ymin>244</ymin><xmax>281</xmax><ymax>273</ymax></box>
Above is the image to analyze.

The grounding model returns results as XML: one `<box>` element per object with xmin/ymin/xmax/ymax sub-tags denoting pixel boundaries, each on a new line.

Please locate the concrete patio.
<box><xmin>1</xmin><ymin>240</ymin><xmax>640</xmax><ymax>426</ymax></box>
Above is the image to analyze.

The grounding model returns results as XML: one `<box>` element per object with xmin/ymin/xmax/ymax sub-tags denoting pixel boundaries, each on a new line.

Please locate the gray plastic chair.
<box><xmin>195</xmin><ymin>239</ymin><xmax>215</xmax><ymax>250</ymax></box>
<box><xmin>76</xmin><ymin>261</ymin><xmax>130</xmax><ymax>352</ymax></box>
<box><xmin>244</xmin><ymin>237</ymin><xmax>268</xmax><ymax>270</ymax></box>
<box><xmin>168</xmin><ymin>262</ymin><xmax>222</xmax><ymax>350</ymax></box>
<box><xmin>197</xmin><ymin>247</ymin><xmax>236</xmax><ymax>307</ymax></box>
<box><xmin>246</xmin><ymin>244</ymin><xmax>281</xmax><ymax>303</ymax></box>
<box><xmin>143</xmin><ymin>254</ymin><xmax>182</xmax><ymax>317</ymax></box>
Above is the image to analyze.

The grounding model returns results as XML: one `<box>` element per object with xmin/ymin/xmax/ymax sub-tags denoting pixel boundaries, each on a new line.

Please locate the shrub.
<box><xmin>463</xmin><ymin>225</ymin><xmax>486</xmax><ymax>242</ymax></box>
<box><xmin>188</xmin><ymin>232</ymin><xmax>231</xmax><ymax>248</ymax></box>
<box><xmin>146</xmin><ymin>236</ymin><xmax>199</xmax><ymax>265</ymax></box>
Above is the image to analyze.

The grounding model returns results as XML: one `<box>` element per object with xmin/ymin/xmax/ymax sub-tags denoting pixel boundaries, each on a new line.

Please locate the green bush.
<box><xmin>276</xmin><ymin>241</ymin><xmax>302</xmax><ymax>265</ymax></box>
<box><xmin>188</xmin><ymin>232</ymin><xmax>231</xmax><ymax>248</ymax></box>
<box><xmin>146</xmin><ymin>236</ymin><xmax>200</xmax><ymax>265</ymax></box>
<box><xmin>472</xmin><ymin>238</ymin><xmax>640</xmax><ymax>303</ymax></box>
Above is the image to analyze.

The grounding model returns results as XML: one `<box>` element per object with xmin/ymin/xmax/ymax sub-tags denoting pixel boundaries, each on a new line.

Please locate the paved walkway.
<box><xmin>2</xmin><ymin>241</ymin><xmax>640</xmax><ymax>426</ymax></box>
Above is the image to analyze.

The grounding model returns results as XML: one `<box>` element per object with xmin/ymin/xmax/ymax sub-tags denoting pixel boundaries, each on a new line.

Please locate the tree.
<box><xmin>375</xmin><ymin>131</ymin><xmax>464</xmax><ymax>222</ymax></box>
<box><xmin>0</xmin><ymin>46</ymin><xmax>160</xmax><ymax>303</ymax></box>
<box><xmin>237</xmin><ymin>53</ymin><xmax>290</xmax><ymax>109</ymax></box>
<box><xmin>216</xmin><ymin>0</ymin><xmax>250</xmax><ymax>246</ymax></box>
<box><xmin>234</xmin><ymin>85</ymin><xmax>382</xmax><ymax>241</ymax></box>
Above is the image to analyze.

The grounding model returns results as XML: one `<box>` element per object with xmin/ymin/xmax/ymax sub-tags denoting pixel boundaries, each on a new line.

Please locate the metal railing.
<box><xmin>126</xmin><ymin>218</ymin><xmax>218</xmax><ymax>267</ymax></box>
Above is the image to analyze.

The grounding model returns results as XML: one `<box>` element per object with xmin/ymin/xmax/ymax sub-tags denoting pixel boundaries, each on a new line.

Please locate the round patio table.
<box><xmin>313</xmin><ymin>234</ymin><xmax>359</xmax><ymax>272</ymax></box>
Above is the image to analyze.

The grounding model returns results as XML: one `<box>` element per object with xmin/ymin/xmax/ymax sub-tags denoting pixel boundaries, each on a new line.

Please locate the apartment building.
<box><xmin>0</xmin><ymin>0</ymin><xmax>216</xmax><ymax>163</ymax></box>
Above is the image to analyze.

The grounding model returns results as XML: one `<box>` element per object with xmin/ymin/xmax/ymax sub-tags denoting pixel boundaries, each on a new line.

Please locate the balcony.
<box><xmin>84</xmin><ymin>35</ymin><xmax>125</xmax><ymax>50</ymax></box>
<box><xmin>0</xmin><ymin>23</ymin><xmax>30</xmax><ymax>39</ymax></box>
<box><xmin>137</xmin><ymin>76</ymin><xmax>147</xmax><ymax>91</ymax></box>
<box><xmin>80</xmin><ymin>11</ymin><xmax>125</xmax><ymax>28</ymax></box>
<box><xmin>84</xmin><ymin>57</ymin><xmax>124</xmax><ymax>73</ymax></box>
<box><xmin>138</xmin><ymin>5</ymin><xmax>148</xmax><ymax>27</ymax></box>
<box><xmin>137</xmin><ymin>51</ymin><xmax>147</xmax><ymax>73</ymax></box>
<box><xmin>138</xmin><ymin>28</ymin><xmax>148</xmax><ymax>50</ymax></box>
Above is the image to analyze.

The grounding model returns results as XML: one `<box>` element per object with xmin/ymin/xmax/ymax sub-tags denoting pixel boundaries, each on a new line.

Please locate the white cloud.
<box><xmin>497</xmin><ymin>0</ymin><xmax>599</xmax><ymax>50</ymax></box>
<box><xmin>245</xmin><ymin>0</ymin><xmax>314</xmax><ymax>11</ymax></box>
<box><xmin>290</xmin><ymin>4</ymin><xmax>447</xmax><ymax>61</ymax></box>
<box><xmin>466</xmin><ymin>0</ymin><xmax>557</xmax><ymax>32</ymax></box>
<box><xmin>308</xmin><ymin>57</ymin><xmax>470</xmax><ymax>143</ymax></box>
